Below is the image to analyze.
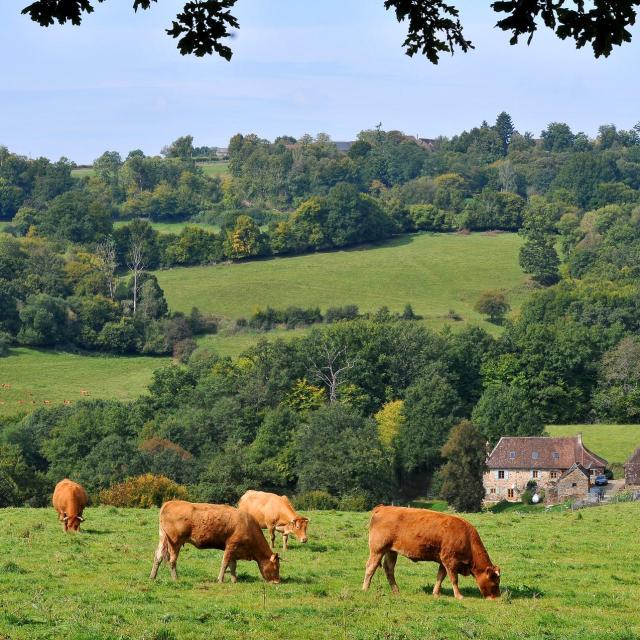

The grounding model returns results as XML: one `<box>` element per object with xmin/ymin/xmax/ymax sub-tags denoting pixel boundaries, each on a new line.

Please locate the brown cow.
<box><xmin>362</xmin><ymin>505</ymin><xmax>501</xmax><ymax>599</ymax></box>
<box><xmin>238</xmin><ymin>490</ymin><xmax>309</xmax><ymax>550</ymax></box>
<box><xmin>149</xmin><ymin>500</ymin><xmax>280</xmax><ymax>584</ymax></box>
<box><xmin>52</xmin><ymin>479</ymin><xmax>88</xmax><ymax>532</ymax></box>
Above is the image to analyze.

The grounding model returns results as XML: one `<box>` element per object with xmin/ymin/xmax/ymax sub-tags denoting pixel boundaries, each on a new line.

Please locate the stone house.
<box><xmin>624</xmin><ymin>447</ymin><xmax>640</xmax><ymax>486</ymax></box>
<box><xmin>484</xmin><ymin>435</ymin><xmax>607</xmax><ymax>502</ymax></box>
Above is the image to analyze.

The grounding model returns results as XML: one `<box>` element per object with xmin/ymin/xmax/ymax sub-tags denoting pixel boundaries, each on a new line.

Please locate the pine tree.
<box><xmin>494</xmin><ymin>111</ymin><xmax>515</xmax><ymax>156</ymax></box>
<box><xmin>440</xmin><ymin>420</ymin><xmax>487</xmax><ymax>512</ymax></box>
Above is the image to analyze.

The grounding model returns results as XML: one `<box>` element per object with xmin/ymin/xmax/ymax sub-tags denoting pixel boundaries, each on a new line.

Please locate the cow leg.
<box><xmin>282</xmin><ymin>533</ymin><xmax>289</xmax><ymax>551</ymax></box>
<box><xmin>168</xmin><ymin>543</ymin><xmax>181</xmax><ymax>582</ymax></box>
<box><xmin>218</xmin><ymin>548</ymin><xmax>234</xmax><ymax>583</ymax></box>
<box><xmin>383</xmin><ymin>551</ymin><xmax>399</xmax><ymax>594</ymax></box>
<box><xmin>362</xmin><ymin>551</ymin><xmax>383</xmax><ymax>590</ymax></box>
<box><xmin>432</xmin><ymin>564</ymin><xmax>446</xmax><ymax>597</ymax></box>
<box><xmin>228</xmin><ymin>558</ymin><xmax>238</xmax><ymax>584</ymax></box>
<box><xmin>150</xmin><ymin>533</ymin><xmax>167</xmax><ymax>580</ymax></box>
<box><xmin>444</xmin><ymin>564</ymin><xmax>463</xmax><ymax>600</ymax></box>
<box><xmin>268</xmin><ymin>527</ymin><xmax>276</xmax><ymax>550</ymax></box>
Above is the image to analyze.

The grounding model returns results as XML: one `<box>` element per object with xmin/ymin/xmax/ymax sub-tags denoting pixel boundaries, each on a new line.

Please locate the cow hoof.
<box><xmin>455</xmin><ymin>595</ymin><xmax>464</xmax><ymax>601</ymax></box>
<box><xmin>432</xmin><ymin>592</ymin><xmax>440</xmax><ymax>598</ymax></box>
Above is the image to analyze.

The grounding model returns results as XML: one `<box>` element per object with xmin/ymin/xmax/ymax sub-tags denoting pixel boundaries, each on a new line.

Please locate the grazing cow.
<box><xmin>362</xmin><ymin>505</ymin><xmax>501</xmax><ymax>600</ymax></box>
<box><xmin>238</xmin><ymin>490</ymin><xmax>309</xmax><ymax>550</ymax></box>
<box><xmin>52</xmin><ymin>479</ymin><xmax>88</xmax><ymax>532</ymax></box>
<box><xmin>149</xmin><ymin>500</ymin><xmax>280</xmax><ymax>584</ymax></box>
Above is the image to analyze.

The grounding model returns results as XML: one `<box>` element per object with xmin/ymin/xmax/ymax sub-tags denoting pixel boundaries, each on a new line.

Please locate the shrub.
<box><xmin>325</xmin><ymin>305</ymin><xmax>359</xmax><ymax>323</ymax></box>
<box><xmin>98</xmin><ymin>474</ymin><xmax>188</xmax><ymax>508</ymax></box>
<box><xmin>294</xmin><ymin>490</ymin><xmax>339</xmax><ymax>510</ymax></box>
<box><xmin>338</xmin><ymin>492</ymin><xmax>369</xmax><ymax>512</ymax></box>
<box><xmin>521</xmin><ymin>489</ymin><xmax>534</xmax><ymax>505</ymax></box>
<box><xmin>0</xmin><ymin>331</ymin><xmax>12</xmax><ymax>357</ymax></box>
<box><xmin>173</xmin><ymin>338</ymin><xmax>198</xmax><ymax>363</ymax></box>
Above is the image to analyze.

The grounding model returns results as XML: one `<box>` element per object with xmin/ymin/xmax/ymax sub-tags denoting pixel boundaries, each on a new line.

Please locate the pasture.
<box><xmin>1</xmin><ymin>503</ymin><xmax>640</xmax><ymax>639</ymax></box>
<box><xmin>155</xmin><ymin>232</ymin><xmax>528</xmax><ymax>332</ymax></box>
<box><xmin>113</xmin><ymin>220</ymin><xmax>222</xmax><ymax>234</ymax></box>
<box><xmin>71</xmin><ymin>162</ymin><xmax>229</xmax><ymax>180</ymax></box>
<box><xmin>547</xmin><ymin>424</ymin><xmax>640</xmax><ymax>475</ymax></box>
<box><xmin>0</xmin><ymin>347</ymin><xmax>165</xmax><ymax>417</ymax></box>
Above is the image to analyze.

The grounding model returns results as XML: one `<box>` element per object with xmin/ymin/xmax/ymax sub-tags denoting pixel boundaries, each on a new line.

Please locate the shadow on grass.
<box><xmin>82</xmin><ymin>528</ymin><xmax>113</xmax><ymax>535</ymax></box>
<box><xmin>420</xmin><ymin>583</ymin><xmax>543</xmax><ymax>599</ymax></box>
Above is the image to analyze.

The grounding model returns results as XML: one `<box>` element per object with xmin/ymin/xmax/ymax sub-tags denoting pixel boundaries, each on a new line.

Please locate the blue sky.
<box><xmin>1</xmin><ymin>1</ymin><xmax>638</xmax><ymax>163</ymax></box>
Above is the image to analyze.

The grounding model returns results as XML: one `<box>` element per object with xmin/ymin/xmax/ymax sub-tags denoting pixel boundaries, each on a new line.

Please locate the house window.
<box><xmin>571</xmin><ymin>482</ymin><xmax>577</xmax><ymax>487</ymax></box>
<box><xmin>532</xmin><ymin>470</ymin><xmax>539</xmax><ymax>479</ymax></box>
<box><xmin>490</xmin><ymin>488</ymin><xmax>496</xmax><ymax>494</ymax></box>
<box><xmin>498</xmin><ymin>470</ymin><xmax>505</xmax><ymax>479</ymax></box>
<box><xmin>509</xmin><ymin>451</ymin><xmax>516</xmax><ymax>459</ymax></box>
<box><xmin>550</xmin><ymin>471</ymin><xmax>558</xmax><ymax>479</ymax></box>
<box><xmin>507</xmin><ymin>489</ymin><xmax>515</xmax><ymax>498</ymax></box>
<box><xmin>532</xmin><ymin>451</ymin><xmax>539</xmax><ymax>460</ymax></box>
<box><xmin>552</xmin><ymin>452</ymin><xmax>559</xmax><ymax>460</ymax></box>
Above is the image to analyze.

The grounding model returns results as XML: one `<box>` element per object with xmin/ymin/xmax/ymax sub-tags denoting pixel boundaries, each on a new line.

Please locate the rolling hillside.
<box><xmin>156</xmin><ymin>232</ymin><xmax>528</xmax><ymax>330</ymax></box>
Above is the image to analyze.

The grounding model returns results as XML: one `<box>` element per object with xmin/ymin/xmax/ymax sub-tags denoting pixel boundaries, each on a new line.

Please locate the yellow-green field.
<box><xmin>113</xmin><ymin>220</ymin><xmax>221</xmax><ymax>234</ymax></box>
<box><xmin>547</xmin><ymin>424</ymin><xmax>640</xmax><ymax>473</ymax></box>
<box><xmin>156</xmin><ymin>232</ymin><xmax>529</xmax><ymax>331</ymax></box>
<box><xmin>71</xmin><ymin>161</ymin><xmax>228</xmax><ymax>180</ymax></box>
<box><xmin>0</xmin><ymin>347</ymin><xmax>165</xmax><ymax>417</ymax></box>
<box><xmin>1</xmin><ymin>503</ymin><xmax>640</xmax><ymax>639</ymax></box>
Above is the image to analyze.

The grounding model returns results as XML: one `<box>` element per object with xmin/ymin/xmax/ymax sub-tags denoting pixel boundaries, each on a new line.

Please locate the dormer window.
<box><xmin>552</xmin><ymin>452</ymin><xmax>559</xmax><ymax>460</ymax></box>
<box><xmin>532</xmin><ymin>452</ymin><xmax>539</xmax><ymax>460</ymax></box>
<box><xmin>509</xmin><ymin>451</ymin><xmax>516</xmax><ymax>459</ymax></box>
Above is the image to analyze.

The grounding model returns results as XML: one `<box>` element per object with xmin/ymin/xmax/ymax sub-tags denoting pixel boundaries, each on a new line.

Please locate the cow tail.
<box><xmin>158</xmin><ymin>524</ymin><xmax>170</xmax><ymax>562</ymax></box>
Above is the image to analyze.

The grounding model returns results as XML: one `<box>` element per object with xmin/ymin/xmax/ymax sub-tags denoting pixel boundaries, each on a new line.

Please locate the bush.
<box><xmin>325</xmin><ymin>305</ymin><xmax>359</xmax><ymax>323</ymax></box>
<box><xmin>0</xmin><ymin>331</ymin><xmax>12</xmax><ymax>357</ymax></box>
<box><xmin>521</xmin><ymin>489</ymin><xmax>533</xmax><ymax>505</ymax></box>
<box><xmin>294</xmin><ymin>490</ymin><xmax>339</xmax><ymax>510</ymax></box>
<box><xmin>338</xmin><ymin>492</ymin><xmax>370</xmax><ymax>512</ymax></box>
<box><xmin>173</xmin><ymin>338</ymin><xmax>198</xmax><ymax>363</ymax></box>
<box><xmin>98</xmin><ymin>474</ymin><xmax>188</xmax><ymax>508</ymax></box>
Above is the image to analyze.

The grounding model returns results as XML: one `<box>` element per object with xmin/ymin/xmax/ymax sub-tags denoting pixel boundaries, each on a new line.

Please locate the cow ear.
<box><xmin>270</xmin><ymin>553</ymin><xmax>279</xmax><ymax>562</ymax></box>
<box><xmin>494</xmin><ymin>566</ymin><xmax>501</xmax><ymax>577</ymax></box>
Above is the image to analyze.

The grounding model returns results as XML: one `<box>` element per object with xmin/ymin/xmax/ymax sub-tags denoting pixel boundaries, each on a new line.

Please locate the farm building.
<box><xmin>624</xmin><ymin>448</ymin><xmax>640</xmax><ymax>486</ymax></box>
<box><xmin>484</xmin><ymin>435</ymin><xmax>607</xmax><ymax>502</ymax></box>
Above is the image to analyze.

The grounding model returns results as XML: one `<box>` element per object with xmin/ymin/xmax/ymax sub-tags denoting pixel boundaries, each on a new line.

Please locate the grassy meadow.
<box><xmin>155</xmin><ymin>232</ymin><xmax>528</xmax><ymax>332</ymax></box>
<box><xmin>113</xmin><ymin>220</ymin><xmax>222</xmax><ymax>234</ymax></box>
<box><xmin>0</xmin><ymin>347</ymin><xmax>165</xmax><ymax>417</ymax></box>
<box><xmin>71</xmin><ymin>161</ymin><xmax>228</xmax><ymax>180</ymax></box>
<box><xmin>547</xmin><ymin>424</ymin><xmax>640</xmax><ymax>475</ymax></box>
<box><xmin>1</xmin><ymin>503</ymin><xmax>640</xmax><ymax>639</ymax></box>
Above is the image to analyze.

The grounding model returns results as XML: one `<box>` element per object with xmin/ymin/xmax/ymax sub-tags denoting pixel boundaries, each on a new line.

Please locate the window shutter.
<box><xmin>505</xmin><ymin>470</ymin><xmax>510</xmax><ymax>480</ymax></box>
<box><xmin>494</xmin><ymin>470</ymin><xmax>499</xmax><ymax>479</ymax></box>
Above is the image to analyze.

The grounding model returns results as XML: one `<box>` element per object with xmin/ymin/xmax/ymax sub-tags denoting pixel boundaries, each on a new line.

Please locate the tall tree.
<box><xmin>494</xmin><ymin>111</ymin><xmax>515</xmax><ymax>156</ymax></box>
<box><xmin>439</xmin><ymin>420</ymin><xmax>487</xmax><ymax>512</ymax></box>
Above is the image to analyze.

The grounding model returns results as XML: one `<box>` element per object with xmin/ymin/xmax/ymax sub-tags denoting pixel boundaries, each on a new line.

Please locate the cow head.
<box><xmin>476</xmin><ymin>565</ymin><xmax>501</xmax><ymax>599</ymax></box>
<box><xmin>284</xmin><ymin>517</ymin><xmax>309</xmax><ymax>543</ymax></box>
<box><xmin>260</xmin><ymin>553</ymin><xmax>280</xmax><ymax>584</ymax></box>
<box><xmin>63</xmin><ymin>513</ymin><xmax>85</xmax><ymax>532</ymax></box>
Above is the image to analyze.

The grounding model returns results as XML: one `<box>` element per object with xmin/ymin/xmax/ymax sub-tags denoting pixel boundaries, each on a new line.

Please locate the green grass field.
<box><xmin>1</xmin><ymin>503</ymin><xmax>640</xmax><ymax>639</ymax></box>
<box><xmin>0</xmin><ymin>347</ymin><xmax>165</xmax><ymax>417</ymax></box>
<box><xmin>547</xmin><ymin>424</ymin><xmax>640</xmax><ymax>473</ymax></box>
<box><xmin>156</xmin><ymin>232</ymin><xmax>528</xmax><ymax>332</ymax></box>
<box><xmin>199</xmin><ymin>161</ymin><xmax>229</xmax><ymax>176</ymax></box>
<box><xmin>72</xmin><ymin>162</ymin><xmax>228</xmax><ymax>180</ymax></box>
<box><xmin>113</xmin><ymin>220</ymin><xmax>222</xmax><ymax>234</ymax></box>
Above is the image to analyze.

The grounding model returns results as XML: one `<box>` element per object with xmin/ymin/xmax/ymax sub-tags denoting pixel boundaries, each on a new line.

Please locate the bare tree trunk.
<box><xmin>127</xmin><ymin>235</ymin><xmax>146</xmax><ymax>313</ymax></box>
<box><xmin>96</xmin><ymin>237</ymin><xmax>117</xmax><ymax>299</ymax></box>
<box><xmin>310</xmin><ymin>341</ymin><xmax>354</xmax><ymax>403</ymax></box>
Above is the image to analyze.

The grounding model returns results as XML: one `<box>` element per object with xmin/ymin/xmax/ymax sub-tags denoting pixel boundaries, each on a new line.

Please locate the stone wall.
<box><xmin>483</xmin><ymin>468</ymin><xmax>563</xmax><ymax>502</ymax></box>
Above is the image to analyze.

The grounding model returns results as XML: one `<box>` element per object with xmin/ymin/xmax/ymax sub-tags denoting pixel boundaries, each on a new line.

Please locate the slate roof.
<box><xmin>558</xmin><ymin>462</ymin><xmax>590</xmax><ymax>481</ymax></box>
<box><xmin>487</xmin><ymin>435</ymin><xmax>607</xmax><ymax>470</ymax></box>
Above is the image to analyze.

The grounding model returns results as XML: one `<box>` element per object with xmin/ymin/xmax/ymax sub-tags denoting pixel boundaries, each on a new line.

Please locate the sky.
<box><xmin>1</xmin><ymin>1</ymin><xmax>639</xmax><ymax>164</ymax></box>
